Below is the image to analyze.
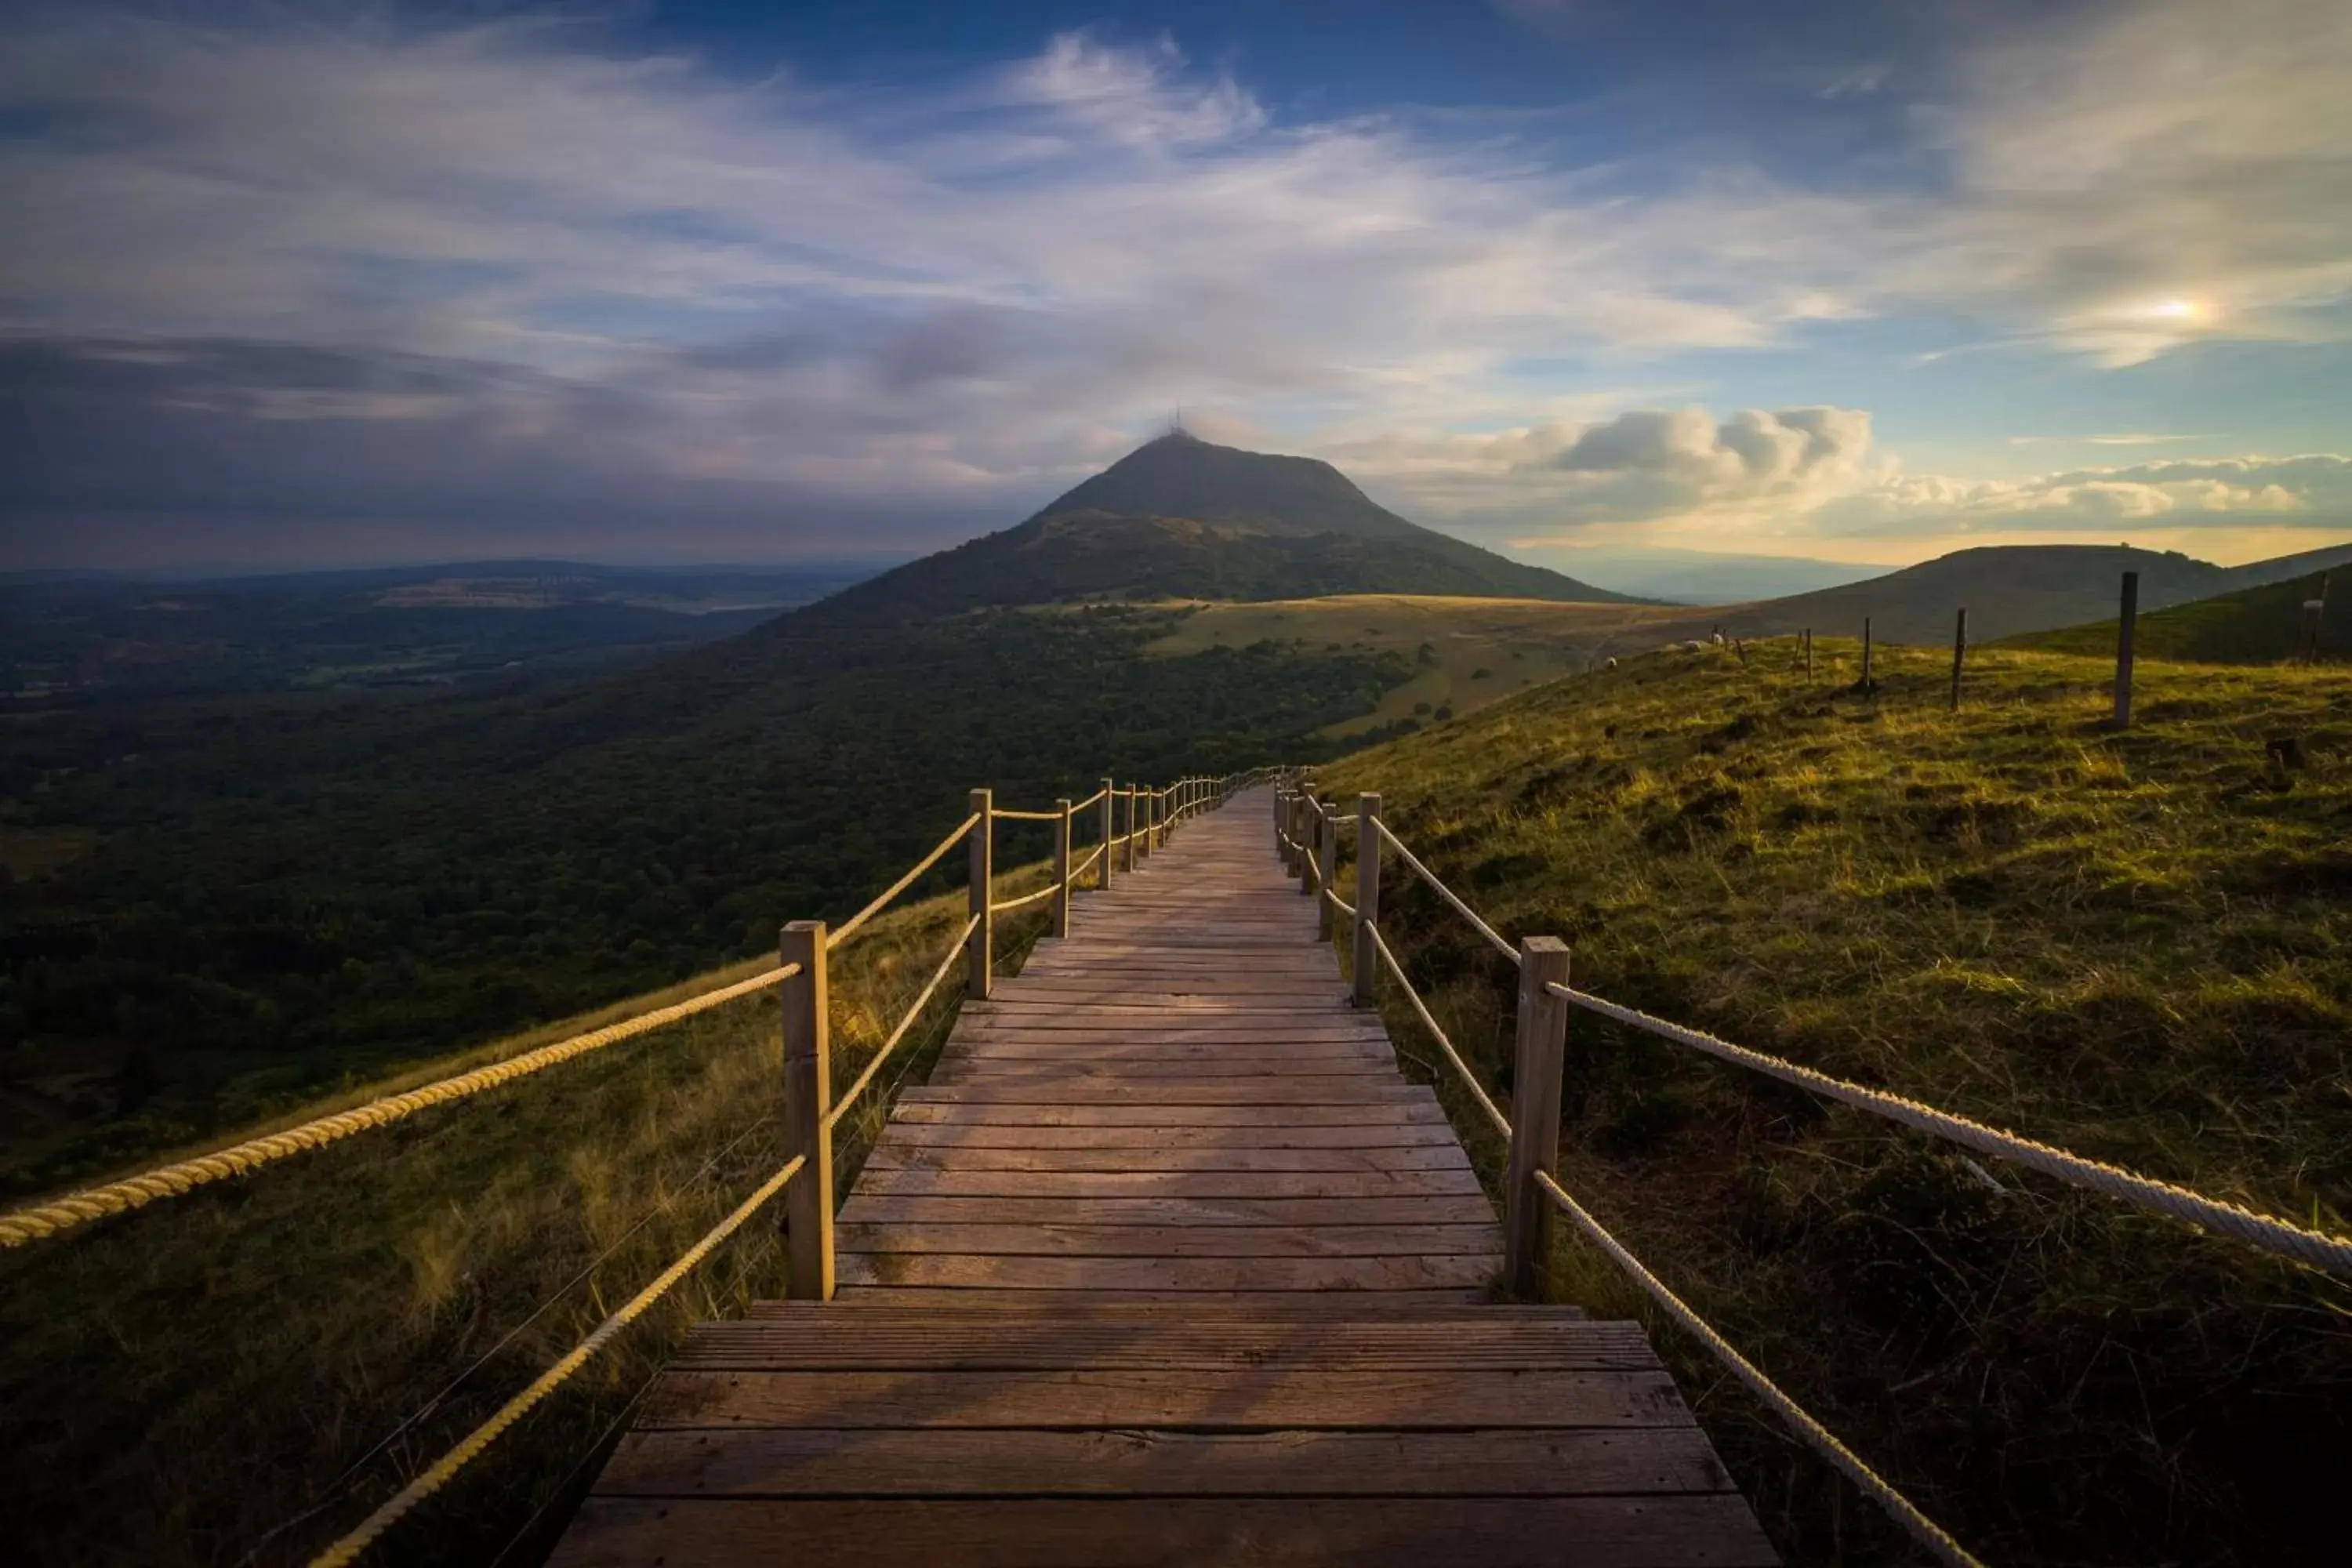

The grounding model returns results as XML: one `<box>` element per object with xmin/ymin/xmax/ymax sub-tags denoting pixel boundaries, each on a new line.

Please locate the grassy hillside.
<box><xmin>1314</xmin><ymin>638</ymin><xmax>2351</xmax><ymax>1565</ymax></box>
<box><xmin>0</xmin><ymin>864</ymin><xmax>1062</xmax><ymax>1567</ymax></box>
<box><xmin>1145</xmin><ymin>594</ymin><xmax>1685</xmax><ymax>738</ymax></box>
<box><xmin>0</xmin><ymin>604</ymin><xmax>1391</xmax><ymax>1198</ymax></box>
<box><xmin>1695</xmin><ymin>540</ymin><xmax>2352</xmax><ymax>647</ymax></box>
<box><xmin>2007</xmin><ymin>568</ymin><xmax>2350</xmax><ymax>664</ymax></box>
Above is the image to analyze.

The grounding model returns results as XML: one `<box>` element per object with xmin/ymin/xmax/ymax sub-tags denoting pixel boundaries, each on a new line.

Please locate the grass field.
<box><xmin>2006</xmin><ymin>567</ymin><xmax>2351</xmax><ymax>666</ymax></box>
<box><xmin>0</xmin><ymin>858</ymin><xmax>1065</xmax><ymax>1567</ymax></box>
<box><xmin>1314</xmin><ymin>636</ymin><xmax>2352</xmax><ymax>1565</ymax></box>
<box><xmin>1143</xmin><ymin>594</ymin><xmax>1686</xmax><ymax>737</ymax></box>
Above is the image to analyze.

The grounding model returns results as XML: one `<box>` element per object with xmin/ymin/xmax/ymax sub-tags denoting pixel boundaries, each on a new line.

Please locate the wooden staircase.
<box><xmin>547</xmin><ymin>791</ymin><xmax>1776</xmax><ymax>1565</ymax></box>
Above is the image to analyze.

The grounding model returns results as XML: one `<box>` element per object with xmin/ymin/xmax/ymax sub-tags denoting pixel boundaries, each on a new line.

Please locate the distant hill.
<box><xmin>1693</xmin><ymin>541</ymin><xmax>2352</xmax><ymax>646</ymax></box>
<box><xmin>2004</xmin><ymin>568</ymin><xmax>2352</xmax><ymax>663</ymax></box>
<box><xmin>806</xmin><ymin>433</ymin><xmax>1639</xmax><ymax>621</ymax></box>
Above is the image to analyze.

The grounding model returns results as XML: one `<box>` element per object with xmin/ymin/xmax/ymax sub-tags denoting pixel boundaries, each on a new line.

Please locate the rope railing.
<box><xmin>0</xmin><ymin>963</ymin><xmax>794</xmax><ymax>1248</ymax></box>
<box><xmin>991</xmin><ymin>807</ymin><xmax>1065</xmax><ymax>822</ymax></box>
<box><xmin>828</xmin><ymin>913</ymin><xmax>981</xmax><ymax>1132</ymax></box>
<box><xmin>1530</xmin><ymin>1171</ymin><xmax>1983</xmax><ymax>1568</ymax></box>
<box><xmin>1365</xmin><ymin>921</ymin><xmax>1509</xmax><ymax>1142</ymax></box>
<box><xmin>1548</xmin><ymin>982</ymin><xmax>2352</xmax><ymax>1280</ymax></box>
<box><xmin>827</xmin><ymin>811</ymin><xmax>982</xmax><ymax>951</ymax></box>
<box><xmin>989</xmin><ymin>881</ymin><xmax>1060</xmax><ymax>915</ymax></box>
<box><xmin>1370</xmin><ymin>817</ymin><xmax>1519</xmax><ymax>965</ymax></box>
<box><xmin>308</xmin><ymin>1151</ymin><xmax>808</xmax><ymax>1568</ymax></box>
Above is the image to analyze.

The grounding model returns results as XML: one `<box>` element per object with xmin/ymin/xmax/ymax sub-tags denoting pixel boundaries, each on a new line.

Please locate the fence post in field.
<box><xmin>1099</xmin><ymin>778</ymin><xmax>1116</xmax><ymax>889</ymax></box>
<box><xmin>1950</xmin><ymin>608</ymin><xmax>1967</xmax><ymax>712</ymax></box>
<box><xmin>1804</xmin><ymin>626</ymin><xmax>1813</xmax><ymax>677</ymax></box>
<box><xmin>1352</xmin><ymin>792</ymin><xmax>1381</xmax><ymax>1008</ymax></box>
<box><xmin>1052</xmin><ymin>797</ymin><xmax>1073</xmax><ymax>938</ymax></box>
<box><xmin>1860</xmin><ymin>617</ymin><xmax>1874</xmax><ymax>691</ymax></box>
<box><xmin>967</xmin><ymin>787</ymin><xmax>993</xmax><ymax>1000</ymax></box>
<box><xmin>779</xmin><ymin>920</ymin><xmax>834</xmax><ymax>1301</ymax></box>
<box><xmin>2114</xmin><ymin>570</ymin><xmax>2140</xmax><ymax>730</ymax></box>
<box><xmin>1504</xmin><ymin>936</ymin><xmax>1572</xmax><ymax>1299</ymax></box>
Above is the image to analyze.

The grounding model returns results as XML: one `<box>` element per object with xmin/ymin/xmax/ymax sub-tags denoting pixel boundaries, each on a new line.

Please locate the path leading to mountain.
<box><xmin>548</xmin><ymin>789</ymin><xmax>1776</xmax><ymax>1565</ymax></box>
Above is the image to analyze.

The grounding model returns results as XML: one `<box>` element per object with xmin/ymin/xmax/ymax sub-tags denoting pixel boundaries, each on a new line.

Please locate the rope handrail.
<box><xmin>0</xmin><ymin>964</ymin><xmax>795</xmax><ymax>1249</ymax></box>
<box><xmin>1072</xmin><ymin>845</ymin><xmax>1104</xmax><ymax>879</ymax></box>
<box><xmin>1547</xmin><ymin>981</ymin><xmax>2352</xmax><ymax>1279</ymax></box>
<box><xmin>827</xmin><ymin>812</ymin><xmax>982</xmax><ymax>951</ymax></box>
<box><xmin>308</xmin><ymin>1152</ymin><xmax>807</xmax><ymax>1567</ymax></box>
<box><xmin>1531</xmin><ymin>1171</ymin><xmax>1981</xmax><ymax>1567</ymax></box>
<box><xmin>1322</xmin><ymin>886</ymin><xmax>1356</xmax><ymax>920</ymax></box>
<box><xmin>1366</xmin><ymin>921</ymin><xmax>1510</xmax><ymax>1141</ymax></box>
<box><xmin>1072</xmin><ymin>786</ymin><xmax>1107</xmax><ymax>811</ymax></box>
<box><xmin>828</xmin><ymin>913</ymin><xmax>981</xmax><ymax>1131</ymax></box>
<box><xmin>992</xmin><ymin>807</ymin><xmax>1064</xmax><ymax>822</ymax></box>
<box><xmin>989</xmin><ymin>881</ymin><xmax>1060</xmax><ymax>915</ymax></box>
<box><xmin>1371</xmin><ymin>818</ymin><xmax>1519</xmax><ymax>965</ymax></box>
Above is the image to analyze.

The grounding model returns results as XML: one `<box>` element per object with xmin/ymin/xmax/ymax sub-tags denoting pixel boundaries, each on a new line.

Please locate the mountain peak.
<box><xmin>1032</xmin><ymin>432</ymin><xmax>1421</xmax><ymax>541</ymax></box>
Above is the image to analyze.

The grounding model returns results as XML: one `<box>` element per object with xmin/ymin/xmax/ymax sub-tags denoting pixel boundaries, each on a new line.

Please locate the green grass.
<box><xmin>0</xmin><ymin>857</ymin><xmax>1066</xmax><ymax>1567</ymax></box>
<box><xmin>1315</xmin><ymin>635</ymin><xmax>2352</xmax><ymax>1566</ymax></box>
<box><xmin>2005</xmin><ymin>567</ymin><xmax>2352</xmax><ymax>665</ymax></box>
<box><xmin>1143</xmin><ymin>593</ymin><xmax>1687</xmax><ymax>738</ymax></box>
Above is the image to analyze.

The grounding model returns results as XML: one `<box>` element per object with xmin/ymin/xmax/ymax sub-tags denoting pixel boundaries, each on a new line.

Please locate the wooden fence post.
<box><xmin>1297</xmin><ymin>797</ymin><xmax>1316</xmax><ymax>896</ymax></box>
<box><xmin>1099</xmin><ymin>778</ymin><xmax>1115</xmax><ymax>889</ymax></box>
<box><xmin>1316</xmin><ymin>802</ymin><xmax>1338</xmax><ymax>940</ymax></box>
<box><xmin>1276</xmin><ymin>788</ymin><xmax>1294</xmax><ymax>871</ymax></box>
<box><xmin>1352</xmin><ymin>793</ymin><xmax>1381</xmax><ymax>1008</ymax></box>
<box><xmin>1804</xmin><ymin>627</ymin><xmax>1813</xmax><ymax>677</ymax></box>
<box><xmin>1052</xmin><ymin>797</ymin><xmax>1073</xmax><ymax>938</ymax></box>
<box><xmin>967</xmin><ymin>787</ymin><xmax>993</xmax><ymax>1000</ymax></box>
<box><xmin>1504</xmin><ymin>937</ymin><xmax>1572</xmax><ymax>1300</ymax></box>
<box><xmin>1136</xmin><ymin>786</ymin><xmax>1152</xmax><ymax>864</ymax></box>
<box><xmin>780</xmin><ymin>920</ymin><xmax>833</xmax><ymax>1301</ymax></box>
<box><xmin>2114</xmin><ymin>570</ymin><xmax>2139</xmax><ymax>729</ymax></box>
<box><xmin>1950</xmin><ymin>608</ymin><xmax>1967</xmax><ymax>712</ymax></box>
<box><xmin>1860</xmin><ymin>617</ymin><xmax>1874</xmax><ymax>691</ymax></box>
<box><xmin>1124</xmin><ymin>786</ymin><xmax>1138</xmax><ymax>873</ymax></box>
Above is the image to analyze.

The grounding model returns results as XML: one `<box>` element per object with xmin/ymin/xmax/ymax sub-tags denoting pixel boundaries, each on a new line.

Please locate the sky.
<box><xmin>1</xmin><ymin>0</ymin><xmax>2347</xmax><ymax>573</ymax></box>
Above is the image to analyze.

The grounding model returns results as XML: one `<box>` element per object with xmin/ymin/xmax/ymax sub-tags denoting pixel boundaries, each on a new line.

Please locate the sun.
<box><xmin>2142</xmin><ymin>297</ymin><xmax>2209</xmax><ymax>322</ymax></box>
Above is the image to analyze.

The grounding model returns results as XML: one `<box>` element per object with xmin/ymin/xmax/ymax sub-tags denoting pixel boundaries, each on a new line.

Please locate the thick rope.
<box><xmin>1073</xmin><ymin>787</ymin><xmax>1107</xmax><ymax>811</ymax></box>
<box><xmin>828</xmin><ymin>914</ymin><xmax>979</xmax><ymax>1131</ymax></box>
<box><xmin>1533</xmin><ymin>1171</ymin><xmax>1981</xmax><ymax>1566</ymax></box>
<box><xmin>307</xmin><ymin>1152</ymin><xmax>805</xmax><ymax>1567</ymax></box>
<box><xmin>1372</xmin><ymin>818</ymin><xmax>1519</xmax><ymax>965</ymax></box>
<box><xmin>1072</xmin><ymin>845</ymin><xmax>1104</xmax><ymax>880</ymax></box>
<box><xmin>827</xmin><ymin>812</ymin><xmax>981</xmax><ymax>951</ymax></box>
<box><xmin>0</xmin><ymin>964</ymin><xmax>793</xmax><ymax>1248</ymax></box>
<box><xmin>992</xmin><ymin>808</ymin><xmax>1063</xmax><ymax>822</ymax></box>
<box><xmin>1550</xmin><ymin>982</ymin><xmax>2352</xmax><ymax>1279</ymax></box>
<box><xmin>1323</xmin><ymin>886</ymin><xmax>1356</xmax><ymax>921</ymax></box>
<box><xmin>1367</xmin><ymin>922</ymin><xmax>1510</xmax><ymax>1140</ymax></box>
<box><xmin>989</xmin><ymin>881</ymin><xmax>1061</xmax><ymax>915</ymax></box>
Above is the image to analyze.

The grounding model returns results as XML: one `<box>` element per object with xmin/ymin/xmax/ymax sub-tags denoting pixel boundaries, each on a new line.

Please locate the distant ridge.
<box><xmin>2004</xmin><ymin>566</ymin><xmax>2352</xmax><ymax>663</ymax></box>
<box><xmin>1691</xmin><ymin>540</ymin><xmax>2352</xmax><ymax>646</ymax></box>
<box><xmin>804</xmin><ymin>432</ymin><xmax>1640</xmax><ymax>621</ymax></box>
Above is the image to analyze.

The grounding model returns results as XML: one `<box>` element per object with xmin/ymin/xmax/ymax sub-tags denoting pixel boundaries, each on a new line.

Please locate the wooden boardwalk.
<box><xmin>550</xmin><ymin>789</ymin><xmax>1777</xmax><ymax>1565</ymax></box>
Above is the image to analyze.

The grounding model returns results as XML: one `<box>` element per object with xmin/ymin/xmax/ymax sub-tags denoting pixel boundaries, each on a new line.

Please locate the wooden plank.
<box><xmin>877</xmin><ymin>1120</ymin><xmax>1456</xmax><ymax>1147</ymax></box>
<box><xmin>849</xmin><ymin>1168</ymin><xmax>1486</xmax><ymax>1200</ymax></box>
<box><xmin>835</xmin><ymin>1195</ymin><xmax>1500</xmax><ymax>1227</ymax></box>
<box><xmin>858</xmin><ymin>1146</ymin><xmax>1473</xmax><ymax>1174</ymax></box>
<box><xmin>829</xmin><ymin>1286</ymin><xmax>1495</xmax><ymax>1307</ymax></box>
<box><xmin>834</xmin><ymin>1222</ymin><xmax>1499</xmax><ymax>1257</ymax></box>
<box><xmin>684</xmin><ymin>1322</ymin><xmax>1635</xmax><ymax>1373</ymax></box>
<box><xmin>550</xmin><ymin>1497</ymin><xmax>1779</xmax><ymax>1567</ymax></box>
<box><xmin>889</xmin><ymin>1102</ymin><xmax>1442</xmax><ymax>1127</ymax></box>
<box><xmin>593</xmin><ymin>1425</ymin><xmax>1732</xmax><ymax>1497</ymax></box>
<box><xmin>638</xmin><ymin>1368</ymin><xmax>1693</xmax><ymax>1430</ymax></box>
<box><xmin>900</xmin><ymin>1080</ymin><xmax>1428</xmax><ymax>1103</ymax></box>
<box><xmin>833</xmin><ymin>1253</ymin><xmax>1497</xmax><ymax>1293</ymax></box>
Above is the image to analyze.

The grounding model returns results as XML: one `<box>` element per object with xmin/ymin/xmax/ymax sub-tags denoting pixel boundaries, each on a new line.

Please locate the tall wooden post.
<box><xmin>1099</xmin><ymin>777</ymin><xmax>1116</xmax><ymax>890</ymax></box>
<box><xmin>1296</xmin><ymin>797</ymin><xmax>1316</xmax><ymax>895</ymax></box>
<box><xmin>1277</xmin><ymin>789</ymin><xmax>1294</xmax><ymax>871</ymax></box>
<box><xmin>1504</xmin><ymin>937</ymin><xmax>1572</xmax><ymax>1300</ymax></box>
<box><xmin>967</xmin><ymin>787</ymin><xmax>993</xmax><ymax>1000</ymax></box>
<box><xmin>1124</xmin><ymin>786</ymin><xmax>1138</xmax><ymax>873</ymax></box>
<box><xmin>1352</xmin><ymin>793</ymin><xmax>1382</xmax><ymax>1008</ymax></box>
<box><xmin>779</xmin><ymin>920</ymin><xmax>833</xmax><ymax>1301</ymax></box>
<box><xmin>1052</xmin><ymin>797</ymin><xmax>1073</xmax><ymax>938</ymax></box>
<box><xmin>2114</xmin><ymin>571</ymin><xmax>2140</xmax><ymax>729</ymax></box>
<box><xmin>1950</xmin><ymin>608</ymin><xmax>1967</xmax><ymax>712</ymax></box>
<box><xmin>1860</xmin><ymin>617</ymin><xmax>1874</xmax><ymax>690</ymax></box>
<box><xmin>1804</xmin><ymin>627</ymin><xmax>1813</xmax><ymax>677</ymax></box>
<box><xmin>1316</xmin><ymin>803</ymin><xmax>1338</xmax><ymax>939</ymax></box>
<box><xmin>1136</xmin><ymin>787</ymin><xmax>1152</xmax><ymax>864</ymax></box>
